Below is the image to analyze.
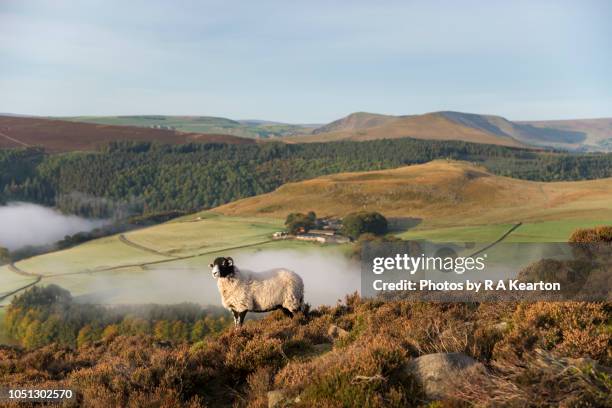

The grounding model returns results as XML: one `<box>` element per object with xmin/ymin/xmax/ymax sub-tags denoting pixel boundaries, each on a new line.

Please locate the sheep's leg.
<box><xmin>231</xmin><ymin>310</ymin><xmax>240</xmax><ymax>328</ymax></box>
<box><xmin>280</xmin><ymin>307</ymin><xmax>294</xmax><ymax>318</ymax></box>
<box><xmin>238</xmin><ymin>311</ymin><xmax>247</xmax><ymax>326</ymax></box>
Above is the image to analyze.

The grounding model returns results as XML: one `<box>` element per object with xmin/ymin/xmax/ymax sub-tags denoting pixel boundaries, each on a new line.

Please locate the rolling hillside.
<box><xmin>291</xmin><ymin>111</ymin><xmax>611</xmax><ymax>151</ymax></box>
<box><xmin>6</xmin><ymin>112</ymin><xmax>610</xmax><ymax>152</ymax></box>
<box><xmin>2</xmin><ymin>160</ymin><xmax>611</xmax><ymax>307</ymax></box>
<box><xmin>0</xmin><ymin>115</ymin><xmax>254</xmax><ymax>152</ymax></box>
<box><xmin>521</xmin><ymin>117</ymin><xmax>612</xmax><ymax>150</ymax></box>
<box><xmin>290</xmin><ymin>112</ymin><xmax>527</xmax><ymax>147</ymax></box>
<box><xmin>60</xmin><ymin>115</ymin><xmax>317</xmax><ymax>139</ymax></box>
<box><xmin>216</xmin><ymin>160</ymin><xmax>612</xmax><ymax>228</ymax></box>
<box><xmin>311</xmin><ymin>112</ymin><xmax>397</xmax><ymax>134</ymax></box>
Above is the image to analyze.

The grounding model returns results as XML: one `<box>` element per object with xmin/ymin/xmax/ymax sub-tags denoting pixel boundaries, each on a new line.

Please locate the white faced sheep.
<box><xmin>209</xmin><ymin>257</ymin><xmax>304</xmax><ymax>328</ymax></box>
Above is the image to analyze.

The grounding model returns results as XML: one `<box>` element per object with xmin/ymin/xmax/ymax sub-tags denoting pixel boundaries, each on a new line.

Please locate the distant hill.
<box><xmin>520</xmin><ymin>118</ymin><xmax>612</xmax><ymax>151</ymax></box>
<box><xmin>290</xmin><ymin>112</ymin><xmax>528</xmax><ymax>148</ymax></box>
<box><xmin>60</xmin><ymin>115</ymin><xmax>315</xmax><ymax>139</ymax></box>
<box><xmin>0</xmin><ymin>116</ymin><xmax>254</xmax><ymax>153</ymax></box>
<box><xmin>292</xmin><ymin>111</ymin><xmax>612</xmax><ymax>151</ymax></box>
<box><xmin>216</xmin><ymin>160</ymin><xmax>612</xmax><ymax>227</ymax></box>
<box><xmin>311</xmin><ymin>112</ymin><xmax>397</xmax><ymax>134</ymax></box>
<box><xmin>6</xmin><ymin>112</ymin><xmax>611</xmax><ymax>152</ymax></box>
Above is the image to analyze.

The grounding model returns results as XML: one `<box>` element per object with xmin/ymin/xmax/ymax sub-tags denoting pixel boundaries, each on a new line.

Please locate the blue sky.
<box><xmin>0</xmin><ymin>0</ymin><xmax>610</xmax><ymax>122</ymax></box>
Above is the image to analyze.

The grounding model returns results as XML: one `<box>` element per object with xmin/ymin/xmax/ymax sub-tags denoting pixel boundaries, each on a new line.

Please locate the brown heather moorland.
<box><xmin>0</xmin><ymin>228</ymin><xmax>611</xmax><ymax>407</ymax></box>
<box><xmin>0</xmin><ymin>116</ymin><xmax>254</xmax><ymax>153</ymax></box>
<box><xmin>0</xmin><ymin>297</ymin><xmax>610</xmax><ymax>407</ymax></box>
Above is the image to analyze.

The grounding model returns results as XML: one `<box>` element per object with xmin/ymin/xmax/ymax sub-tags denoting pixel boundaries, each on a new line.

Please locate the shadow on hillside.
<box><xmin>387</xmin><ymin>217</ymin><xmax>422</xmax><ymax>233</ymax></box>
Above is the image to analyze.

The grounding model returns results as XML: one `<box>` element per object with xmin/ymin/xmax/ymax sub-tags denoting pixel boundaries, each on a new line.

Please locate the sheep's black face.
<box><xmin>209</xmin><ymin>257</ymin><xmax>234</xmax><ymax>278</ymax></box>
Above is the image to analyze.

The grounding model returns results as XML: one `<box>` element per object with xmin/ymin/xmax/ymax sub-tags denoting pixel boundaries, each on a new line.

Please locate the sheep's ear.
<box><xmin>226</xmin><ymin>257</ymin><xmax>234</xmax><ymax>266</ymax></box>
<box><xmin>208</xmin><ymin>263</ymin><xmax>213</xmax><ymax>268</ymax></box>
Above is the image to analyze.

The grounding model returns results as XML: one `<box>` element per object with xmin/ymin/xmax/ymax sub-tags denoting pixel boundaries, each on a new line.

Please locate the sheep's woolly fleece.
<box><xmin>216</xmin><ymin>266</ymin><xmax>304</xmax><ymax>314</ymax></box>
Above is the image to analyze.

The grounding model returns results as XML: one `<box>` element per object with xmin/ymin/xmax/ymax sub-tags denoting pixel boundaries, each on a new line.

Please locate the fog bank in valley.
<box><xmin>73</xmin><ymin>249</ymin><xmax>361</xmax><ymax>307</ymax></box>
<box><xmin>0</xmin><ymin>202</ymin><xmax>108</xmax><ymax>251</ymax></box>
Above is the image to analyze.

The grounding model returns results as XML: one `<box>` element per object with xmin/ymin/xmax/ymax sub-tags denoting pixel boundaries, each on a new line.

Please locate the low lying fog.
<box><xmin>0</xmin><ymin>202</ymin><xmax>108</xmax><ymax>251</ymax></box>
<box><xmin>74</xmin><ymin>249</ymin><xmax>361</xmax><ymax>307</ymax></box>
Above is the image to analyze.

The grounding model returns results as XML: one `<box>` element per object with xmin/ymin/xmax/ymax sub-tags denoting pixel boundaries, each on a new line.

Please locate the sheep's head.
<box><xmin>209</xmin><ymin>257</ymin><xmax>234</xmax><ymax>278</ymax></box>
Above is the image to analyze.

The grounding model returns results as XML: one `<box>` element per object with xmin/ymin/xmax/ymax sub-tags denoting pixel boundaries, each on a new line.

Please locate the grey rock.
<box><xmin>267</xmin><ymin>389</ymin><xmax>288</xmax><ymax>408</ymax></box>
<box><xmin>407</xmin><ymin>352</ymin><xmax>485</xmax><ymax>400</ymax></box>
<box><xmin>491</xmin><ymin>321</ymin><xmax>510</xmax><ymax>333</ymax></box>
<box><xmin>328</xmin><ymin>324</ymin><xmax>349</xmax><ymax>340</ymax></box>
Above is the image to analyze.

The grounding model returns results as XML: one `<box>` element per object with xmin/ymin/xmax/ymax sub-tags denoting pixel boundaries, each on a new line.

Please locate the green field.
<box><xmin>0</xmin><ymin>266</ymin><xmax>38</xmax><ymax>307</ymax></box>
<box><xmin>1</xmin><ymin>198</ymin><xmax>610</xmax><ymax>313</ymax></box>
<box><xmin>401</xmin><ymin>219</ymin><xmax>612</xmax><ymax>242</ymax></box>
<box><xmin>125</xmin><ymin>212</ymin><xmax>283</xmax><ymax>256</ymax></box>
<box><xmin>0</xmin><ymin>213</ymin><xmax>291</xmax><ymax>303</ymax></box>
<box><xmin>503</xmin><ymin>219</ymin><xmax>612</xmax><ymax>242</ymax></box>
<box><xmin>0</xmin><ymin>212</ymin><xmax>355</xmax><ymax>309</ymax></box>
<box><xmin>399</xmin><ymin>223</ymin><xmax>516</xmax><ymax>242</ymax></box>
<box><xmin>60</xmin><ymin>115</ymin><xmax>313</xmax><ymax>138</ymax></box>
<box><xmin>0</xmin><ymin>267</ymin><xmax>38</xmax><ymax>292</ymax></box>
<box><xmin>2</xmin><ymin>213</ymin><xmax>281</xmax><ymax>278</ymax></box>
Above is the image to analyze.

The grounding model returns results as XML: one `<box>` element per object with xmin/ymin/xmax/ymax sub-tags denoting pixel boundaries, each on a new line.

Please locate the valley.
<box><xmin>2</xmin><ymin>160</ymin><xmax>610</xmax><ymax>309</ymax></box>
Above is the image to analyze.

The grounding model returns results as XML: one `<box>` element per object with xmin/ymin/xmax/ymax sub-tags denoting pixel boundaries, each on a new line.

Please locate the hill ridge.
<box><xmin>302</xmin><ymin>110</ymin><xmax>611</xmax><ymax>151</ymax></box>
<box><xmin>216</xmin><ymin>160</ymin><xmax>612</xmax><ymax>228</ymax></box>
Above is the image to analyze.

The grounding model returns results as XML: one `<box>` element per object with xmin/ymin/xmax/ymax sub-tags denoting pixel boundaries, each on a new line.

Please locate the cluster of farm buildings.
<box><xmin>149</xmin><ymin>125</ymin><xmax>176</xmax><ymax>130</ymax></box>
<box><xmin>272</xmin><ymin>217</ymin><xmax>350</xmax><ymax>244</ymax></box>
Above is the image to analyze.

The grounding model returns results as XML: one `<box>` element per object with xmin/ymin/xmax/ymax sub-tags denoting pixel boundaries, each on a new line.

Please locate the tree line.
<box><xmin>1</xmin><ymin>139</ymin><xmax>612</xmax><ymax>217</ymax></box>
<box><xmin>4</xmin><ymin>285</ymin><xmax>230</xmax><ymax>349</ymax></box>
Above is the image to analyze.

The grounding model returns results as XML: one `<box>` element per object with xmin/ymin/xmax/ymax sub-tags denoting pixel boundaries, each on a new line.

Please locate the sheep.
<box><xmin>209</xmin><ymin>256</ymin><xmax>304</xmax><ymax>328</ymax></box>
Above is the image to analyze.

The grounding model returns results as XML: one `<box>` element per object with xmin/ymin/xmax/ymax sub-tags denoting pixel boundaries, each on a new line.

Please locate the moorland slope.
<box><xmin>291</xmin><ymin>112</ymin><xmax>527</xmax><ymax>147</ymax></box>
<box><xmin>292</xmin><ymin>111</ymin><xmax>611</xmax><ymax>151</ymax></box>
<box><xmin>521</xmin><ymin>117</ymin><xmax>612</xmax><ymax>150</ymax></box>
<box><xmin>0</xmin><ymin>116</ymin><xmax>254</xmax><ymax>152</ymax></box>
<box><xmin>216</xmin><ymin>160</ymin><xmax>612</xmax><ymax>227</ymax></box>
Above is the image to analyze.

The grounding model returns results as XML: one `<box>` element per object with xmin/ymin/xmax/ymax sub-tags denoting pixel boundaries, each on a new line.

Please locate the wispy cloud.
<box><xmin>0</xmin><ymin>0</ymin><xmax>610</xmax><ymax>121</ymax></box>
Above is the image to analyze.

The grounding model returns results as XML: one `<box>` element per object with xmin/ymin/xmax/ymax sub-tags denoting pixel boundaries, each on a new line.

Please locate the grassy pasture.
<box><xmin>505</xmin><ymin>219</ymin><xmax>612</xmax><ymax>242</ymax></box>
<box><xmin>124</xmin><ymin>212</ymin><xmax>282</xmax><ymax>256</ymax></box>
<box><xmin>11</xmin><ymin>238</ymin><xmax>351</xmax><ymax>306</ymax></box>
<box><xmin>15</xmin><ymin>236</ymin><xmax>170</xmax><ymax>277</ymax></box>
<box><xmin>0</xmin><ymin>266</ymin><xmax>38</xmax><ymax>291</ymax></box>
<box><xmin>61</xmin><ymin>115</ymin><xmax>312</xmax><ymax>138</ymax></box>
<box><xmin>7</xmin><ymin>213</ymin><xmax>283</xmax><ymax>279</ymax></box>
<box><xmin>0</xmin><ymin>266</ymin><xmax>38</xmax><ymax>305</ymax></box>
<box><xmin>399</xmin><ymin>223</ymin><xmax>517</xmax><ymax>242</ymax></box>
<box><xmin>401</xmin><ymin>219</ymin><xmax>612</xmax><ymax>242</ymax></box>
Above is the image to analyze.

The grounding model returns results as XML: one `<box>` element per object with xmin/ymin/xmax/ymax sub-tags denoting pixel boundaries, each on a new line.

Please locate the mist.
<box><xmin>71</xmin><ymin>249</ymin><xmax>361</xmax><ymax>307</ymax></box>
<box><xmin>0</xmin><ymin>202</ymin><xmax>108</xmax><ymax>251</ymax></box>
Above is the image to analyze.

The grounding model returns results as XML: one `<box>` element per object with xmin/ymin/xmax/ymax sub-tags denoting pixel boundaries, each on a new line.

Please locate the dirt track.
<box><xmin>118</xmin><ymin>234</ymin><xmax>179</xmax><ymax>258</ymax></box>
<box><xmin>0</xmin><ymin>130</ymin><xmax>30</xmax><ymax>147</ymax></box>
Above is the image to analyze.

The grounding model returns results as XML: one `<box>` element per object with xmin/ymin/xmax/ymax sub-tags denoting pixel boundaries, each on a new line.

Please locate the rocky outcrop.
<box><xmin>406</xmin><ymin>352</ymin><xmax>485</xmax><ymax>400</ymax></box>
<box><xmin>327</xmin><ymin>324</ymin><xmax>349</xmax><ymax>341</ymax></box>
